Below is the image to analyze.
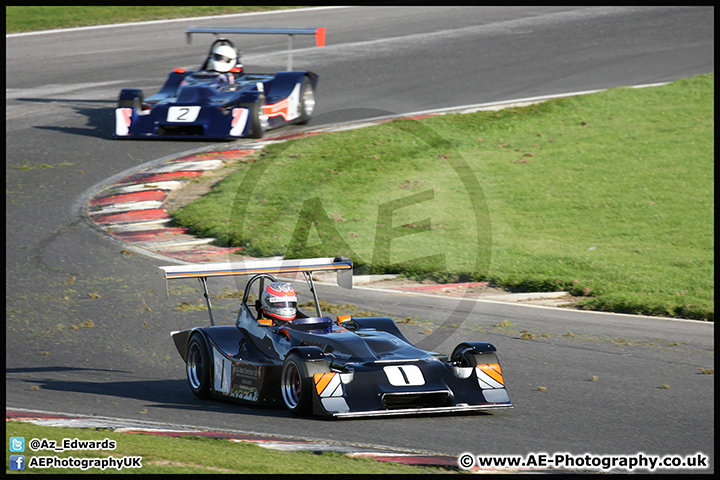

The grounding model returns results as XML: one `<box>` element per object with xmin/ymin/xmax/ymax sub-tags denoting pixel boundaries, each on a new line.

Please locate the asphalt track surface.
<box><xmin>6</xmin><ymin>6</ymin><xmax>715</xmax><ymax>473</ymax></box>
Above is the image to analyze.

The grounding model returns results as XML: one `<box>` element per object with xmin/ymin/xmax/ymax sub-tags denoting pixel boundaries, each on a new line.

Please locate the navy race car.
<box><xmin>153</xmin><ymin>257</ymin><xmax>513</xmax><ymax>418</ymax></box>
<box><xmin>114</xmin><ymin>27</ymin><xmax>325</xmax><ymax>140</ymax></box>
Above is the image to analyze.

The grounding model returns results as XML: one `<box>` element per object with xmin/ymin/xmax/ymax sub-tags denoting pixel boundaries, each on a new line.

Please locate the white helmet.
<box><xmin>210</xmin><ymin>45</ymin><xmax>237</xmax><ymax>73</ymax></box>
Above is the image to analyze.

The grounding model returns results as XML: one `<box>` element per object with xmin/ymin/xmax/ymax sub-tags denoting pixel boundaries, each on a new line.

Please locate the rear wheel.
<box><xmin>186</xmin><ymin>334</ymin><xmax>211</xmax><ymax>399</ymax></box>
<box><xmin>280</xmin><ymin>353</ymin><xmax>328</xmax><ymax>416</ymax></box>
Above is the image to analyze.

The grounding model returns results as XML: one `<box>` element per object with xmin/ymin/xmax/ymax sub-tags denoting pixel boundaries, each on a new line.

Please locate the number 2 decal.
<box><xmin>167</xmin><ymin>106</ymin><xmax>201</xmax><ymax>122</ymax></box>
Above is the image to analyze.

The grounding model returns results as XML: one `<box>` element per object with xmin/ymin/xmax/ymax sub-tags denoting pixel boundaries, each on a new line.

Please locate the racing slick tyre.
<box><xmin>280</xmin><ymin>352</ymin><xmax>329</xmax><ymax>416</ymax></box>
<box><xmin>451</xmin><ymin>344</ymin><xmax>499</xmax><ymax>368</ymax></box>
<box><xmin>297</xmin><ymin>76</ymin><xmax>315</xmax><ymax>124</ymax></box>
<box><xmin>248</xmin><ymin>95</ymin><xmax>268</xmax><ymax>139</ymax></box>
<box><xmin>186</xmin><ymin>333</ymin><xmax>212</xmax><ymax>399</ymax></box>
<box><xmin>118</xmin><ymin>88</ymin><xmax>144</xmax><ymax>110</ymax></box>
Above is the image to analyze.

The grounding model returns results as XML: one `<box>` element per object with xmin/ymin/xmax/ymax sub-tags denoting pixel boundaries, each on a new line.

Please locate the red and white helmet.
<box><xmin>261</xmin><ymin>282</ymin><xmax>297</xmax><ymax>322</ymax></box>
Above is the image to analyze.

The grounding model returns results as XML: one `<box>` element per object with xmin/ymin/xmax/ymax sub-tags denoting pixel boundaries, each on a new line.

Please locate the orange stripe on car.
<box><xmin>478</xmin><ymin>364</ymin><xmax>504</xmax><ymax>385</ymax></box>
<box><xmin>314</xmin><ymin>372</ymin><xmax>334</xmax><ymax>395</ymax></box>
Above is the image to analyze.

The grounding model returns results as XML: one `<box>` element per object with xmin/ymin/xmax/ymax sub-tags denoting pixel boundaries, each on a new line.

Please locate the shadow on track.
<box><xmin>10</xmin><ymin>374</ymin><xmax>293</xmax><ymax>419</ymax></box>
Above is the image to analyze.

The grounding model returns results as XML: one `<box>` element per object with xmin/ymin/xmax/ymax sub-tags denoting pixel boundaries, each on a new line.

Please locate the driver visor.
<box><xmin>213</xmin><ymin>53</ymin><xmax>233</xmax><ymax>63</ymax></box>
<box><xmin>272</xmin><ymin>302</ymin><xmax>296</xmax><ymax>309</ymax></box>
<box><xmin>268</xmin><ymin>296</ymin><xmax>297</xmax><ymax>308</ymax></box>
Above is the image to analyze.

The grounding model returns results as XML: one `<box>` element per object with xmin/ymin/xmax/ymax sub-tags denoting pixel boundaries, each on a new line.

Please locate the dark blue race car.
<box><xmin>153</xmin><ymin>257</ymin><xmax>514</xmax><ymax>418</ymax></box>
<box><xmin>114</xmin><ymin>27</ymin><xmax>324</xmax><ymax>140</ymax></box>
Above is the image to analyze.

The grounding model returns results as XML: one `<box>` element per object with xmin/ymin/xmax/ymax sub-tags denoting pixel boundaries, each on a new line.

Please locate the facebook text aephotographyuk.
<box><xmin>27</xmin><ymin>455</ymin><xmax>142</xmax><ymax>471</ymax></box>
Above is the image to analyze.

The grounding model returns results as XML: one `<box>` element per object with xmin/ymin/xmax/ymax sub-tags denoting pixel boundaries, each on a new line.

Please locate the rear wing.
<box><xmin>153</xmin><ymin>256</ymin><xmax>352</xmax><ymax>301</ymax></box>
<box><xmin>185</xmin><ymin>26</ymin><xmax>326</xmax><ymax>71</ymax></box>
<box><xmin>154</xmin><ymin>256</ymin><xmax>352</xmax><ymax>325</ymax></box>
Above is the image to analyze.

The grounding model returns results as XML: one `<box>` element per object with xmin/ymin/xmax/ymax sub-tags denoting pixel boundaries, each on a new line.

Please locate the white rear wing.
<box><xmin>153</xmin><ymin>256</ymin><xmax>352</xmax><ymax>301</ymax></box>
<box><xmin>185</xmin><ymin>26</ymin><xmax>326</xmax><ymax>71</ymax></box>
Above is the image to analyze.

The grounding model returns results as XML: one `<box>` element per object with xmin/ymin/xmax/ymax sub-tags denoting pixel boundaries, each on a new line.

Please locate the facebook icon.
<box><xmin>9</xmin><ymin>455</ymin><xmax>25</xmax><ymax>471</ymax></box>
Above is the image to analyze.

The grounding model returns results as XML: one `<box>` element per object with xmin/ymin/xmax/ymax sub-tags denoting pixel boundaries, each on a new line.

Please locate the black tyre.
<box><xmin>451</xmin><ymin>344</ymin><xmax>499</xmax><ymax>368</ymax></box>
<box><xmin>186</xmin><ymin>333</ymin><xmax>211</xmax><ymax>399</ymax></box>
<box><xmin>280</xmin><ymin>353</ymin><xmax>329</xmax><ymax>416</ymax></box>
<box><xmin>297</xmin><ymin>76</ymin><xmax>315</xmax><ymax>124</ymax></box>
<box><xmin>248</xmin><ymin>95</ymin><xmax>268</xmax><ymax>139</ymax></box>
<box><xmin>118</xmin><ymin>89</ymin><xmax>144</xmax><ymax>110</ymax></box>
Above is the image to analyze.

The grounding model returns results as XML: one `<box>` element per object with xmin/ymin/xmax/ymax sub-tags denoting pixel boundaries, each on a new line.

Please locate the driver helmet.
<box><xmin>210</xmin><ymin>44</ymin><xmax>237</xmax><ymax>73</ymax></box>
<box><xmin>261</xmin><ymin>282</ymin><xmax>297</xmax><ymax>323</ymax></box>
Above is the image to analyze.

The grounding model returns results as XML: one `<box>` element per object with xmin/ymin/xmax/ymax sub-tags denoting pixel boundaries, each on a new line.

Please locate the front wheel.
<box><xmin>297</xmin><ymin>76</ymin><xmax>315</xmax><ymax>124</ymax></box>
<box><xmin>248</xmin><ymin>95</ymin><xmax>268</xmax><ymax>139</ymax></box>
<box><xmin>118</xmin><ymin>88</ymin><xmax>144</xmax><ymax>110</ymax></box>
<box><xmin>451</xmin><ymin>344</ymin><xmax>499</xmax><ymax>368</ymax></box>
<box><xmin>280</xmin><ymin>353</ymin><xmax>328</xmax><ymax>416</ymax></box>
<box><xmin>186</xmin><ymin>333</ymin><xmax>211</xmax><ymax>399</ymax></box>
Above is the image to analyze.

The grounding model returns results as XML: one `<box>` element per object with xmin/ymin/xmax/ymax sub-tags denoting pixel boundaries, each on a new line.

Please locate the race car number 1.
<box><xmin>167</xmin><ymin>106</ymin><xmax>201</xmax><ymax>122</ymax></box>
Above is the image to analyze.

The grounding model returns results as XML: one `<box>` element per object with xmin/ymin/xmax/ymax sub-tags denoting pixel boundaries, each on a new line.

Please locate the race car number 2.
<box><xmin>167</xmin><ymin>106</ymin><xmax>201</xmax><ymax>122</ymax></box>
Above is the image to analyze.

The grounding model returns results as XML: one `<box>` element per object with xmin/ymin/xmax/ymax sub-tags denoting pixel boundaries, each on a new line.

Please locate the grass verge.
<box><xmin>5</xmin><ymin>6</ymin><xmax>304</xmax><ymax>33</ymax></box>
<box><xmin>6</xmin><ymin>421</ymin><xmax>448</xmax><ymax>474</ymax></box>
<box><xmin>171</xmin><ymin>75</ymin><xmax>714</xmax><ymax>320</ymax></box>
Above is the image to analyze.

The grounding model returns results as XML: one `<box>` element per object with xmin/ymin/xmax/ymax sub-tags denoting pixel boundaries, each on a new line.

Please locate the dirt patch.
<box><xmin>360</xmin><ymin>276</ymin><xmax>580</xmax><ymax>307</ymax></box>
<box><xmin>164</xmin><ymin>158</ymin><xmax>242</xmax><ymax>212</ymax></box>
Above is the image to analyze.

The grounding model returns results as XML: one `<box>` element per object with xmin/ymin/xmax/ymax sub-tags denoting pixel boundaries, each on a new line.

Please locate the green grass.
<box><xmin>171</xmin><ymin>75</ymin><xmax>714</xmax><ymax>320</ymax></box>
<box><xmin>6</xmin><ymin>421</ymin><xmax>448</xmax><ymax>474</ymax></box>
<box><xmin>5</xmin><ymin>6</ymin><xmax>305</xmax><ymax>33</ymax></box>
